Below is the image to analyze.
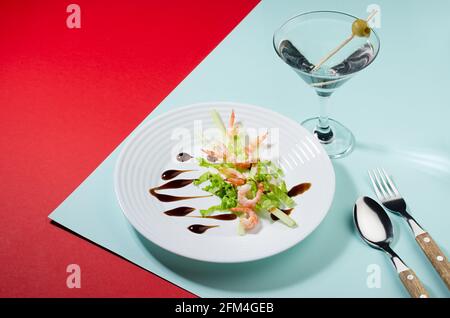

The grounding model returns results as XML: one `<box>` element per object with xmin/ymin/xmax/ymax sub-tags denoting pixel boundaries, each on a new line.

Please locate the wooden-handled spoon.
<box><xmin>354</xmin><ymin>196</ymin><xmax>430</xmax><ymax>298</ymax></box>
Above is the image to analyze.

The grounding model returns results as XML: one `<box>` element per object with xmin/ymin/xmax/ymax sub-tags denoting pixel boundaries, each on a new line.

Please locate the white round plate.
<box><xmin>114</xmin><ymin>102</ymin><xmax>335</xmax><ymax>263</ymax></box>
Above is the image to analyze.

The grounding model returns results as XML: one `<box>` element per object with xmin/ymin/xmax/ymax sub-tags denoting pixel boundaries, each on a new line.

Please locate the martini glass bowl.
<box><xmin>273</xmin><ymin>11</ymin><xmax>380</xmax><ymax>158</ymax></box>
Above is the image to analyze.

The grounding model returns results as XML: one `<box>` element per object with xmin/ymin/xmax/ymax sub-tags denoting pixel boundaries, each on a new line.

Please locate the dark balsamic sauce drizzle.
<box><xmin>188</xmin><ymin>224</ymin><xmax>218</xmax><ymax>234</ymax></box>
<box><xmin>161</xmin><ymin>169</ymin><xmax>193</xmax><ymax>180</ymax></box>
<box><xmin>154</xmin><ymin>178</ymin><xmax>194</xmax><ymax>190</ymax></box>
<box><xmin>191</xmin><ymin>214</ymin><xmax>237</xmax><ymax>221</ymax></box>
<box><xmin>287</xmin><ymin>182</ymin><xmax>311</xmax><ymax>197</ymax></box>
<box><xmin>186</xmin><ymin>213</ymin><xmax>235</xmax><ymax>235</ymax></box>
<box><xmin>282</xmin><ymin>208</ymin><xmax>294</xmax><ymax>215</ymax></box>
<box><xmin>163</xmin><ymin>206</ymin><xmax>195</xmax><ymax>216</ymax></box>
<box><xmin>163</xmin><ymin>208</ymin><xmax>236</xmax><ymax>220</ymax></box>
<box><xmin>149</xmin><ymin>179</ymin><xmax>211</xmax><ymax>202</ymax></box>
<box><xmin>176</xmin><ymin>152</ymin><xmax>193</xmax><ymax>162</ymax></box>
<box><xmin>271</xmin><ymin>183</ymin><xmax>312</xmax><ymax>221</ymax></box>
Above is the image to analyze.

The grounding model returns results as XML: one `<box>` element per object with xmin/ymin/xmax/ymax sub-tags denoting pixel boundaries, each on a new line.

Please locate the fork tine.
<box><xmin>372</xmin><ymin>169</ymin><xmax>389</xmax><ymax>199</ymax></box>
<box><xmin>368</xmin><ymin>170</ymin><xmax>383</xmax><ymax>201</ymax></box>
<box><xmin>377</xmin><ymin>167</ymin><xmax>393</xmax><ymax>197</ymax></box>
<box><xmin>381</xmin><ymin>168</ymin><xmax>400</xmax><ymax>196</ymax></box>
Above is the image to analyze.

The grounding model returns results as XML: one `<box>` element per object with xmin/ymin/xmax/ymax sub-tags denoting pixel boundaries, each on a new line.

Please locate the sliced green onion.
<box><xmin>210</xmin><ymin>109</ymin><xmax>226</xmax><ymax>136</ymax></box>
<box><xmin>237</xmin><ymin>221</ymin><xmax>246</xmax><ymax>236</ymax></box>
<box><xmin>270</xmin><ymin>208</ymin><xmax>297</xmax><ymax>228</ymax></box>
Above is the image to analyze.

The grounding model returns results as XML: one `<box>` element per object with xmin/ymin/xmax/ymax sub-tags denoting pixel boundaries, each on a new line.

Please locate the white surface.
<box><xmin>114</xmin><ymin>102</ymin><xmax>335</xmax><ymax>263</ymax></box>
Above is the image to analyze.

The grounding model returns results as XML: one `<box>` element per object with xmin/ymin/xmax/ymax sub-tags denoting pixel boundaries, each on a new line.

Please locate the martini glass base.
<box><xmin>301</xmin><ymin>117</ymin><xmax>355</xmax><ymax>159</ymax></box>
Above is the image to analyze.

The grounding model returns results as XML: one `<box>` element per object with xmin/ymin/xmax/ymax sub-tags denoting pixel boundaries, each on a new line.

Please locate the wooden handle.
<box><xmin>399</xmin><ymin>269</ymin><xmax>430</xmax><ymax>298</ymax></box>
<box><xmin>415</xmin><ymin>232</ymin><xmax>450</xmax><ymax>289</ymax></box>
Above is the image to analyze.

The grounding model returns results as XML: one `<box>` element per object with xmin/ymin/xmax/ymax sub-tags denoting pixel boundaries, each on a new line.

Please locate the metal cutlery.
<box><xmin>369</xmin><ymin>168</ymin><xmax>450</xmax><ymax>290</ymax></box>
<box><xmin>354</xmin><ymin>196</ymin><xmax>430</xmax><ymax>298</ymax></box>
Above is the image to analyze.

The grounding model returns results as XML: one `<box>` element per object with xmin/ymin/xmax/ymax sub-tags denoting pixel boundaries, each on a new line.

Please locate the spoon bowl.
<box><xmin>354</xmin><ymin>196</ymin><xmax>394</xmax><ymax>249</ymax></box>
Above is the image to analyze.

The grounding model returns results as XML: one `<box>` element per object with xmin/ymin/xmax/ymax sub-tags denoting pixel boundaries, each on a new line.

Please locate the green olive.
<box><xmin>352</xmin><ymin>19</ymin><xmax>371</xmax><ymax>37</ymax></box>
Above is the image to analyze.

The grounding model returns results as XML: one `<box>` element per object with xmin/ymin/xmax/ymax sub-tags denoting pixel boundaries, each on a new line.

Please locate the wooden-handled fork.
<box><xmin>369</xmin><ymin>168</ymin><xmax>450</xmax><ymax>289</ymax></box>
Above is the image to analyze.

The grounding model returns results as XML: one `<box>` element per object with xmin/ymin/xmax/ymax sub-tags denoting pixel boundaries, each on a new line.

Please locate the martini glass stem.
<box><xmin>315</xmin><ymin>95</ymin><xmax>334</xmax><ymax>143</ymax></box>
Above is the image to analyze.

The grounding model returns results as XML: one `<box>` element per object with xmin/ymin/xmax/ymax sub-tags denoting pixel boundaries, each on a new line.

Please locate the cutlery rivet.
<box><xmin>407</xmin><ymin>274</ymin><xmax>414</xmax><ymax>280</ymax></box>
<box><xmin>423</xmin><ymin>237</ymin><xmax>430</xmax><ymax>243</ymax></box>
<box><xmin>437</xmin><ymin>256</ymin><xmax>444</xmax><ymax>262</ymax></box>
<box><xmin>419</xmin><ymin>294</ymin><xmax>428</xmax><ymax>298</ymax></box>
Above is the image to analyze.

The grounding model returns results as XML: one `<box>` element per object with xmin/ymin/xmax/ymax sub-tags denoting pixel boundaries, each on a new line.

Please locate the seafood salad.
<box><xmin>193</xmin><ymin>110</ymin><xmax>299</xmax><ymax>234</ymax></box>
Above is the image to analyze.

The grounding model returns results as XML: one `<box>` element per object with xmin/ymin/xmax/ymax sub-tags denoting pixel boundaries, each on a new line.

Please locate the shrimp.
<box><xmin>201</xmin><ymin>149</ymin><xmax>219</xmax><ymax>161</ymax></box>
<box><xmin>227</xmin><ymin>109</ymin><xmax>238</xmax><ymax>138</ymax></box>
<box><xmin>202</xmin><ymin>142</ymin><xmax>228</xmax><ymax>161</ymax></box>
<box><xmin>234</xmin><ymin>162</ymin><xmax>252</xmax><ymax>170</ymax></box>
<box><xmin>230</xmin><ymin>206</ymin><xmax>258</xmax><ymax>230</ymax></box>
<box><xmin>229</xmin><ymin>183</ymin><xmax>264</xmax><ymax>231</ymax></box>
<box><xmin>219</xmin><ymin>167</ymin><xmax>245</xmax><ymax>180</ymax></box>
<box><xmin>226</xmin><ymin>178</ymin><xmax>246</xmax><ymax>186</ymax></box>
<box><xmin>245</xmin><ymin>131</ymin><xmax>268</xmax><ymax>158</ymax></box>
<box><xmin>237</xmin><ymin>183</ymin><xmax>264</xmax><ymax>208</ymax></box>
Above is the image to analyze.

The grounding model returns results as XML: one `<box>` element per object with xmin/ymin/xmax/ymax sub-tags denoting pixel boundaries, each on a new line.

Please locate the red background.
<box><xmin>0</xmin><ymin>0</ymin><xmax>259</xmax><ymax>297</ymax></box>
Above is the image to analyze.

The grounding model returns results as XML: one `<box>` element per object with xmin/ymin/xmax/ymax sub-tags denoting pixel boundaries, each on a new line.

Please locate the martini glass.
<box><xmin>273</xmin><ymin>11</ymin><xmax>380</xmax><ymax>158</ymax></box>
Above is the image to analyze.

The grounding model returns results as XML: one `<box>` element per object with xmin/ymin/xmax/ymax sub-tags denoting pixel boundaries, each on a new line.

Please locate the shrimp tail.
<box><xmin>230</xmin><ymin>206</ymin><xmax>258</xmax><ymax>230</ymax></box>
<box><xmin>227</xmin><ymin>109</ymin><xmax>238</xmax><ymax>138</ymax></box>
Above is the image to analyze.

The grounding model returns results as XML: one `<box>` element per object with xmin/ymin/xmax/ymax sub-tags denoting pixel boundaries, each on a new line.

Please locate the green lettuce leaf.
<box><xmin>194</xmin><ymin>171</ymin><xmax>238</xmax><ymax>216</ymax></box>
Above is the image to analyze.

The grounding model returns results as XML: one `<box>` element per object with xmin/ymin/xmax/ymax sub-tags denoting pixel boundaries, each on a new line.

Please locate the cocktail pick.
<box><xmin>312</xmin><ymin>10</ymin><xmax>378</xmax><ymax>72</ymax></box>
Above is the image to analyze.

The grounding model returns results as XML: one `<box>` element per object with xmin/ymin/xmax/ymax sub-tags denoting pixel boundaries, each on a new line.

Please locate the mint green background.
<box><xmin>50</xmin><ymin>0</ymin><xmax>450</xmax><ymax>297</ymax></box>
